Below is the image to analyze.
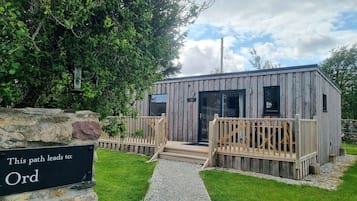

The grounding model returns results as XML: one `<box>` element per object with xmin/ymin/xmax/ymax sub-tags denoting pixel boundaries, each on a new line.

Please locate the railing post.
<box><xmin>161</xmin><ymin>113</ymin><xmax>167</xmax><ymax>143</ymax></box>
<box><xmin>213</xmin><ymin>113</ymin><xmax>219</xmax><ymax>155</ymax></box>
<box><xmin>154</xmin><ymin>119</ymin><xmax>159</xmax><ymax>153</ymax></box>
<box><xmin>153</xmin><ymin>113</ymin><xmax>167</xmax><ymax>153</ymax></box>
<box><xmin>208</xmin><ymin>114</ymin><xmax>219</xmax><ymax>167</ymax></box>
<box><xmin>208</xmin><ymin>121</ymin><xmax>214</xmax><ymax>166</ymax></box>
<box><xmin>147</xmin><ymin>114</ymin><xmax>167</xmax><ymax>162</ymax></box>
<box><xmin>313</xmin><ymin>115</ymin><xmax>318</xmax><ymax>161</ymax></box>
<box><xmin>294</xmin><ymin>114</ymin><xmax>301</xmax><ymax>179</ymax></box>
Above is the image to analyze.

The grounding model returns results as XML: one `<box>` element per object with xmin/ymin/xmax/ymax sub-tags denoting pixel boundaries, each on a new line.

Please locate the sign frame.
<box><xmin>187</xmin><ymin>98</ymin><xmax>197</xmax><ymax>102</ymax></box>
<box><xmin>0</xmin><ymin>144</ymin><xmax>94</xmax><ymax>196</ymax></box>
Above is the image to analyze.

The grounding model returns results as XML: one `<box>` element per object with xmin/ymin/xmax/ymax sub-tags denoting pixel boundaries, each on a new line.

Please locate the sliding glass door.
<box><xmin>198</xmin><ymin>90</ymin><xmax>245</xmax><ymax>142</ymax></box>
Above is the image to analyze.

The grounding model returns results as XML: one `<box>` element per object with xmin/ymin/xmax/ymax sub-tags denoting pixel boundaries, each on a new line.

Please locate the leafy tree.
<box><xmin>210</xmin><ymin>67</ymin><xmax>223</xmax><ymax>74</ymax></box>
<box><xmin>249</xmin><ymin>48</ymin><xmax>280</xmax><ymax>69</ymax></box>
<box><xmin>0</xmin><ymin>0</ymin><xmax>212</xmax><ymax>118</ymax></box>
<box><xmin>321</xmin><ymin>43</ymin><xmax>357</xmax><ymax>119</ymax></box>
<box><xmin>0</xmin><ymin>1</ymin><xmax>32</xmax><ymax>107</ymax></box>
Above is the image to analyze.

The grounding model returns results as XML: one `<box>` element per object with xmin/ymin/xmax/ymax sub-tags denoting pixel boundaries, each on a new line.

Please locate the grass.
<box><xmin>94</xmin><ymin>149</ymin><xmax>156</xmax><ymax>201</ymax></box>
<box><xmin>93</xmin><ymin>145</ymin><xmax>357</xmax><ymax>200</ymax></box>
<box><xmin>343</xmin><ymin>143</ymin><xmax>357</xmax><ymax>155</ymax></box>
<box><xmin>200</xmin><ymin>143</ymin><xmax>357</xmax><ymax>201</ymax></box>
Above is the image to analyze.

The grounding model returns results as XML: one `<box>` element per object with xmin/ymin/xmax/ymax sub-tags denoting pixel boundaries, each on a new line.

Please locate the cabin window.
<box><xmin>263</xmin><ymin>86</ymin><xmax>280</xmax><ymax>116</ymax></box>
<box><xmin>149</xmin><ymin>94</ymin><xmax>167</xmax><ymax>116</ymax></box>
<box><xmin>323</xmin><ymin>94</ymin><xmax>327</xmax><ymax>112</ymax></box>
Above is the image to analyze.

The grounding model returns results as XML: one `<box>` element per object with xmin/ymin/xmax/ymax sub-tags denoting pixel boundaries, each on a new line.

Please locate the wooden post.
<box><xmin>208</xmin><ymin>121</ymin><xmax>214</xmax><ymax>166</ymax></box>
<box><xmin>294</xmin><ymin>114</ymin><xmax>301</xmax><ymax>179</ymax></box>
<box><xmin>154</xmin><ymin>119</ymin><xmax>159</xmax><ymax>153</ymax></box>
<box><xmin>213</xmin><ymin>114</ymin><xmax>219</xmax><ymax>154</ymax></box>
<box><xmin>208</xmin><ymin>114</ymin><xmax>219</xmax><ymax>167</ymax></box>
<box><xmin>313</xmin><ymin>115</ymin><xmax>318</xmax><ymax>161</ymax></box>
<box><xmin>161</xmin><ymin>113</ymin><xmax>167</xmax><ymax>143</ymax></box>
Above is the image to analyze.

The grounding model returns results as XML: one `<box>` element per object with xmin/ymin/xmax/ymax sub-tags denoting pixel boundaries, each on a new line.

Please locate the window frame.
<box><xmin>149</xmin><ymin>94</ymin><xmax>167</xmax><ymax>116</ymax></box>
<box><xmin>322</xmin><ymin>94</ymin><xmax>327</xmax><ymax>112</ymax></box>
<box><xmin>263</xmin><ymin>86</ymin><xmax>280</xmax><ymax>116</ymax></box>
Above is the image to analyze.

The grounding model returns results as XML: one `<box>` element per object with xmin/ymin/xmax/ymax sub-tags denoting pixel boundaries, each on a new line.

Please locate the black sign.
<box><xmin>187</xmin><ymin>98</ymin><xmax>197</xmax><ymax>102</ymax></box>
<box><xmin>0</xmin><ymin>145</ymin><xmax>94</xmax><ymax>196</ymax></box>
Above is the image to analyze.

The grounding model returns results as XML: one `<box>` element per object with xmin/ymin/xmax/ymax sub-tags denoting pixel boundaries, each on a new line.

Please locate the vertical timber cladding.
<box><xmin>315</xmin><ymin>70</ymin><xmax>342</xmax><ymax>164</ymax></box>
<box><xmin>0</xmin><ymin>145</ymin><xmax>94</xmax><ymax>196</ymax></box>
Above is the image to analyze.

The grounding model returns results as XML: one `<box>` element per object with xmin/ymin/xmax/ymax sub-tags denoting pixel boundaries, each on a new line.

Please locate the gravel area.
<box><xmin>144</xmin><ymin>159</ymin><xmax>211</xmax><ymax>201</ymax></box>
<box><xmin>304</xmin><ymin>154</ymin><xmax>357</xmax><ymax>189</ymax></box>
<box><xmin>211</xmin><ymin>154</ymin><xmax>357</xmax><ymax>190</ymax></box>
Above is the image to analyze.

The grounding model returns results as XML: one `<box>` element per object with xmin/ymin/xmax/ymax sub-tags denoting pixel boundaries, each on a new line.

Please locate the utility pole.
<box><xmin>220</xmin><ymin>37</ymin><xmax>224</xmax><ymax>73</ymax></box>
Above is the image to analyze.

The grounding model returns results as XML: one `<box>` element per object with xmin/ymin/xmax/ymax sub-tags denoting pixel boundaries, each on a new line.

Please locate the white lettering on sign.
<box><xmin>28</xmin><ymin>155</ymin><xmax>45</xmax><ymax>166</ymax></box>
<box><xmin>47</xmin><ymin>154</ymin><xmax>63</xmax><ymax>161</ymax></box>
<box><xmin>5</xmin><ymin>169</ymin><xmax>39</xmax><ymax>186</ymax></box>
<box><xmin>6</xmin><ymin>154</ymin><xmax>73</xmax><ymax>167</ymax></box>
<box><xmin>6</xmin><ymin>157</ymin><xmax>27</xmax><ymax>165</ymax></box>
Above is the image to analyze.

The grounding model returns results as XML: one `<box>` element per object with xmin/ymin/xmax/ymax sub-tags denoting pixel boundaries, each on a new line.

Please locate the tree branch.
<box><xmin>32</xmin><ymin>19</ymin><xmax>44</xmax><ymax>41</ymax></box>
<box><xmin>49</xmin><ymin>12</ymin><xmax>82</xmax><ymax>38</ymax></box>
<box><xmin>28</xmin><ymin>19</ymin><xmax>45</xmax><ymax>51</ymax></box>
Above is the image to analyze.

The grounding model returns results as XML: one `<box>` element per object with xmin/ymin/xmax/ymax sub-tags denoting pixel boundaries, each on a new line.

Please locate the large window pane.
<box><xmin>149</xmin><ymin>94</ymin><xmax>167</xmax><ymax>116</ymax></box>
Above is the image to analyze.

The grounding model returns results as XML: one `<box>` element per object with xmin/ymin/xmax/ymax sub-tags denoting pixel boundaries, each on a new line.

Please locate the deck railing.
<box><xmin>99</xmin><ymin>114</ymin><xmax>167</xmax><ymax>155</ymax></box>
<box><xmin>208</xmin><ymin>114</ymin><xmax>318</xmax><ymax>178</ymax></box>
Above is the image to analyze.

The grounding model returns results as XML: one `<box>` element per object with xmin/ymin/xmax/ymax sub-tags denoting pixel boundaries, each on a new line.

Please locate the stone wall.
<box><xmin>0</xmin><ymin>108</ymin><xmax>100</xmax><ymax>201</ymax></box>
<box><xmin>342</xmin><ymin>119</ymin><xmax>357</xmax><ymax>144</ymax></box>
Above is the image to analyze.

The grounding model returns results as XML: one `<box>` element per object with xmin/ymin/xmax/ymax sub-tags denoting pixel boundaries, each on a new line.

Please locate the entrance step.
<box><xmin>158</xmin><ymin>141</ymin><xmax>208</xmax><ymax>165</ymax></box>
<box><xmin>164</xmin><ymin>147</ymin><xmax>208</xmax><ymax>158</ymax></box>
<box><xmin>159</xmin><ymin>152</ymin><xmax>207</xmax><ymax>165</ymax></box>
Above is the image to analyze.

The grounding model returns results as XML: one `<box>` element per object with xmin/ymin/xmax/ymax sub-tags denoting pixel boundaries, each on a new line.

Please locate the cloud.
<box><xmin>177</xmin><ymin>0</ymin><xmax>357</xmax><ymax>75</ymax></box>
<box><xmin>178</xmin><ymin>38</ymin><xmax>245</xmax><ymax>76</ymax></box>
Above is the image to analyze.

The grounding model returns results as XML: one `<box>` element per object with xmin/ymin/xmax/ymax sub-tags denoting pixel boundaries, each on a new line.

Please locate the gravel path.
<box><xmin>144</xmin><ymin>159</ymin><xmax>211</xmax><ymax>201</ymax></box>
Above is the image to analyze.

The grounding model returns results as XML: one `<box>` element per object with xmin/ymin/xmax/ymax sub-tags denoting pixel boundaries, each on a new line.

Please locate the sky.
<box><xmin>177</xmin><ymin>0</ymin><xmax>357</xmax><ymax>76</ymax></box>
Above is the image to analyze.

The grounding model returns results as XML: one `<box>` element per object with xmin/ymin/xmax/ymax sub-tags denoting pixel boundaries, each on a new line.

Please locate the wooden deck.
<box><xmin>99</xmin><ymin>114</ymin><xmax>318</xmax><ymax>180</ymax></box>
<box><xmin>208</xmin><ymin>115</ymin><xmax>318</xmax><ymax>179</ymax></box>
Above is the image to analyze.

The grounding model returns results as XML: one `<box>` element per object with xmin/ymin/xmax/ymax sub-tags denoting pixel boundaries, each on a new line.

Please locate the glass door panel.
<box><xmin>198</xmin><ymin>90</ymin><xmax>245</xmax><ymax>143</ymax></box>
<box><xmin>222</xmin><ymin>92</ymin><xmax>239</xmax><ymax>117</ymax></box>
<box><xmin>199</xmin><ymin>92</ymin><xmax>220</xmax><ymax>142</ymax></box>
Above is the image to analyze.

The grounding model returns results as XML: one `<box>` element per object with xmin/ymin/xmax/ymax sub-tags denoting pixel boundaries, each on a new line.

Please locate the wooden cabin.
<box><xmin>136</xmin><ymin>64</ymin><xmax>341</xmax><ymax>166</ymax></box>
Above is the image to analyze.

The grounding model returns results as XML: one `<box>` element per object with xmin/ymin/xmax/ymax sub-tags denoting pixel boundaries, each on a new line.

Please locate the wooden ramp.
<box><xmin>159</xmin><ymin>141</ymin><xmax>208</xmax><ymax>165</ymax></box>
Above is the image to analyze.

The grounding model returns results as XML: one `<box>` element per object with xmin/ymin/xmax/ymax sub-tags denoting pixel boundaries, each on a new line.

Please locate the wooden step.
<box><xmin>164</xmin><ymin>147</ymin><xmax>208</xmax><ymax>158</ymax></box>
<box><xmin>159</xmin><ymin>152</ymin><xmax>207</xmax><ymax>165</ymax></box>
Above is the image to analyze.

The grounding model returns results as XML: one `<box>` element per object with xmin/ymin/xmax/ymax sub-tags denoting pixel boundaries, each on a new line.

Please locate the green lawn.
<box><xmin>200</xmin><ymin>144</ymin><xmax>357</xmax><ymax>201</ymax></box>
<box><xmin>343</xmin><ymin>143</ymin><xmax>357</xmax><ymax>155</ymax></box>
<box><xmin>94</xmin><ymin>149</ymin><xmax>156</xmax><ymax>201</ymax></box>
<box><xmin>94</xmin><ymin>145</ymin><xmax>357</xmax><ymax>201</ymax></box>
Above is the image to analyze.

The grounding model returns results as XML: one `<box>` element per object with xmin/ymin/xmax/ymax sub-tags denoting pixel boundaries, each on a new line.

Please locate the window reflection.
<box><xmin>149</xmin><ymin>94</ymin><xmax>167</xmax><ymax>116</ymax></box>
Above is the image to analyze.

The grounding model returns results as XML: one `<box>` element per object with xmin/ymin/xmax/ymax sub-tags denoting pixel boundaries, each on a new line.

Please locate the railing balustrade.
<box><xmin>99</xmin><ymin>114</ymin><xmax>167</xmax><ymax>153</ymax></box>
<box><xmin>208</xmin><ymin>114</ymin><xmax>318</xmax><ymax>169</ymax></box>
<box><xmin>298</xmin><ymin>118</ymin><xmax>318</xmax><ymax>159</ymax></box>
